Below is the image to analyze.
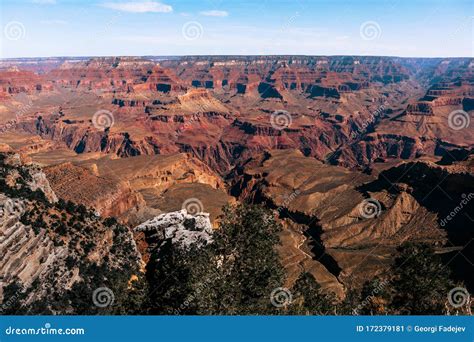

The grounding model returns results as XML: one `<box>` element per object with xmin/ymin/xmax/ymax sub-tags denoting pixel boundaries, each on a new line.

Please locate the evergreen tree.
<box><xmin>146</xmin><ymin>241</ymin><xmax>200</xmax><ymax>314</ymax></box>
<box><xmin>196</xmin><ymin>204</ymin><xmax>285</xmax><ymax>314</ymax></box>
<box><xmin>289</xmin><ymin>272</ymin><xmax>335</xmax><ymax>315</ymax></box>
<box><xmin>389</xmin><ymin>243</ymin><xmax>454</xmax><ymax>314</ymax></box>
<box><xmin>357</xmin><ymin>277</ymin><xmax>390</xmax><ymax>315</ymax></box>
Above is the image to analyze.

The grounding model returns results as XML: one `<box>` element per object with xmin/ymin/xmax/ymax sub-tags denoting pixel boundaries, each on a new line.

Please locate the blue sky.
<box><xmin>0</xmin><ymin>0</ymin><xmax>472</xmax><ymax>58</ymax></box>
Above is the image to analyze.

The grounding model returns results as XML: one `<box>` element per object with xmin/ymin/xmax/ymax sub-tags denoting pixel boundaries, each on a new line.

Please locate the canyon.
<box><xmin>0</xmin><ymin>55</ymin><xmax>473</xmax><ymax>307</ymax></box>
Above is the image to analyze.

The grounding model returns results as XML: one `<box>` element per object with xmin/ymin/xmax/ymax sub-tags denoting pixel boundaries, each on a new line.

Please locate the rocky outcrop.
<box><xmin>0</xmin><ymin>193</ymin><xmax>67</xmax><ymax>302</ymax></box>
<box><xmin>135</xmin><ymin>209</ymin><xmax>213</xmax><ymax>250</ymax></box>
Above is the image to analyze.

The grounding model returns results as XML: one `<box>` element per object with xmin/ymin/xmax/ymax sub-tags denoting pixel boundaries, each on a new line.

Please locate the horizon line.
<box><xmin>1</xmin><ymin>54</ymin><xmax>473</xmax><ymax>60</ymax></box>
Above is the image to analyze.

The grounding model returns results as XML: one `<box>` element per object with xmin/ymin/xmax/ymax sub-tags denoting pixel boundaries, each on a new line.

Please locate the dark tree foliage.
<box><xmin>287</xmin><ymin>272</ymin><xmax>335</xmax><ymax>315</ymax></box>
<box><xmin>147</xmin><ymin>204</ymin><xmax>286</xmax><ymax>315</ymax></box>
<box><xmin>201</xmin><ymin>204</ymin><xmax>285</xmax><ymax>314</ymax></box>
<box><xmin>389</xmin><ymin>243</ymin><xmax>454</xmax><ymax>315</ymax></box>
<box><xmin>146</xmin><ymin>241</ymin><xmax>200</xmax><ymax>314</ymax></box>
<box><xmin>0</xmin><ymin>280</ymin><xmax>28</xmax><ymax>315</ymax></box>
<box><xmin>356</xmin><ymin>277</ymin><xmax>390</xmax><ymax>315</ymax></box>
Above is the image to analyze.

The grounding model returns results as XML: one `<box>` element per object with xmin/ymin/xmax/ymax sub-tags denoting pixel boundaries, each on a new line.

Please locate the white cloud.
<box><xmin>40</xmin><ymin>19</ymin><xmax>67</xmax><ymax>25</ymax></box>
<box><xmin>100</xmin><ymin>1</ymin><xmax>172</xmax><ymax>13</ymax></box>
<box><xmin>31</xmin><ymin>0</ymin><xmax>57</xmax><ymax>4</ymax></box>
<box><xmin>199</xmin><ymin>10</ymin><xmax>228</xmax><ymax>17</ymax></box>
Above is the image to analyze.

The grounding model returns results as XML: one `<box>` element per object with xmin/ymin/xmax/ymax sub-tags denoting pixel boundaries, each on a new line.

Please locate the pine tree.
<box><xmin>389</xmin><ymin>243</ymin><xmax>454</xmax><ymax>314</ymax></box>
<box><xmin>195</xmin><ymin>204</ymin><xmax>286</xmax><ymax>314</ymax></box>
<box><xmin>289</xmin><ymin>272</ymin><xmax>335</xmax><ymax>315</ymax></box>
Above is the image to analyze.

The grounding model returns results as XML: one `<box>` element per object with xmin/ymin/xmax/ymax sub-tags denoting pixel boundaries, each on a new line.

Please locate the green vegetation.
<box><xmin>287</xmin><ymin>272</ymin><xmax>336</xmax><ymax>315</ymax></box>
<box><xmin>145</xmin><ymin>204</ymin><xmax>340</xmax><ymax>315</ymax></box>
<box><xmin>1</xmin><ymin>152</ymin><xmax>465</xmax><ymax>315</ymax></box>
<box><xmin>0</xmin><ymin>153</ymin><xmax>142</xmax><ymax>315</ymax></box>
<box><xmin>389</xmin><ymin>243</ymin><xmax>454</xmax><ymax>314</ymax></box>
<box><xmin>350</xmin><ymin>243</ymin><xmax>458</xmax><ymax>315</ymax></box>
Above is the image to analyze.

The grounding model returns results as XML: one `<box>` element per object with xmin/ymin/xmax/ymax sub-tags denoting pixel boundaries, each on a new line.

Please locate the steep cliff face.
<box><xmin>0</xmin><ymin>69</ymin><xmax>53</xmax><ymax>98</ymax></box>
<box><xmin>8</xmin><ymin>55</ymin><xmax>471</xmax><ymax>174</ymax></box>
<box><xmin>29</xmin><ymin>152</ymin><xmax>228</xmax><ymax>226</ymax></box>
<box><xmin>0</xmin><ymin>152</ymin><xmax>141</xmax><ymax>313</ymax></box>
<box><xmin>43</xmin><ymin>162</ymin><xmax>142</xmax><ymax>218</ymax></box>
<box><xmin>330</xmin><ymin>59</ymin><xmax>474</xmax><ymax>169</ymax></box>
<box><xmin>0</xmin><ymin>193</ymin><xmax>64</xmax><ymax>300</ymax></box>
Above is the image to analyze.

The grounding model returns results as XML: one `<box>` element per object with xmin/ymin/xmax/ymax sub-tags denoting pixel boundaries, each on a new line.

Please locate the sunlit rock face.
<box><xmin>135</xmin><ymin>209</ymin><xmax>213</xmax><ymax>249</ymax></box>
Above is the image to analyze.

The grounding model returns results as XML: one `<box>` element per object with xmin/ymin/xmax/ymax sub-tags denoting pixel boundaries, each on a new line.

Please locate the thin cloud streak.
<box><xmin>199</xmin><ymin>10</ymin><xmax>229</xmax><ymax>17</ymax></box>
<box><xmin>100</xmin><ymin>1</ymin><xmax>173</xmax><ymax>13</ymax></box>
